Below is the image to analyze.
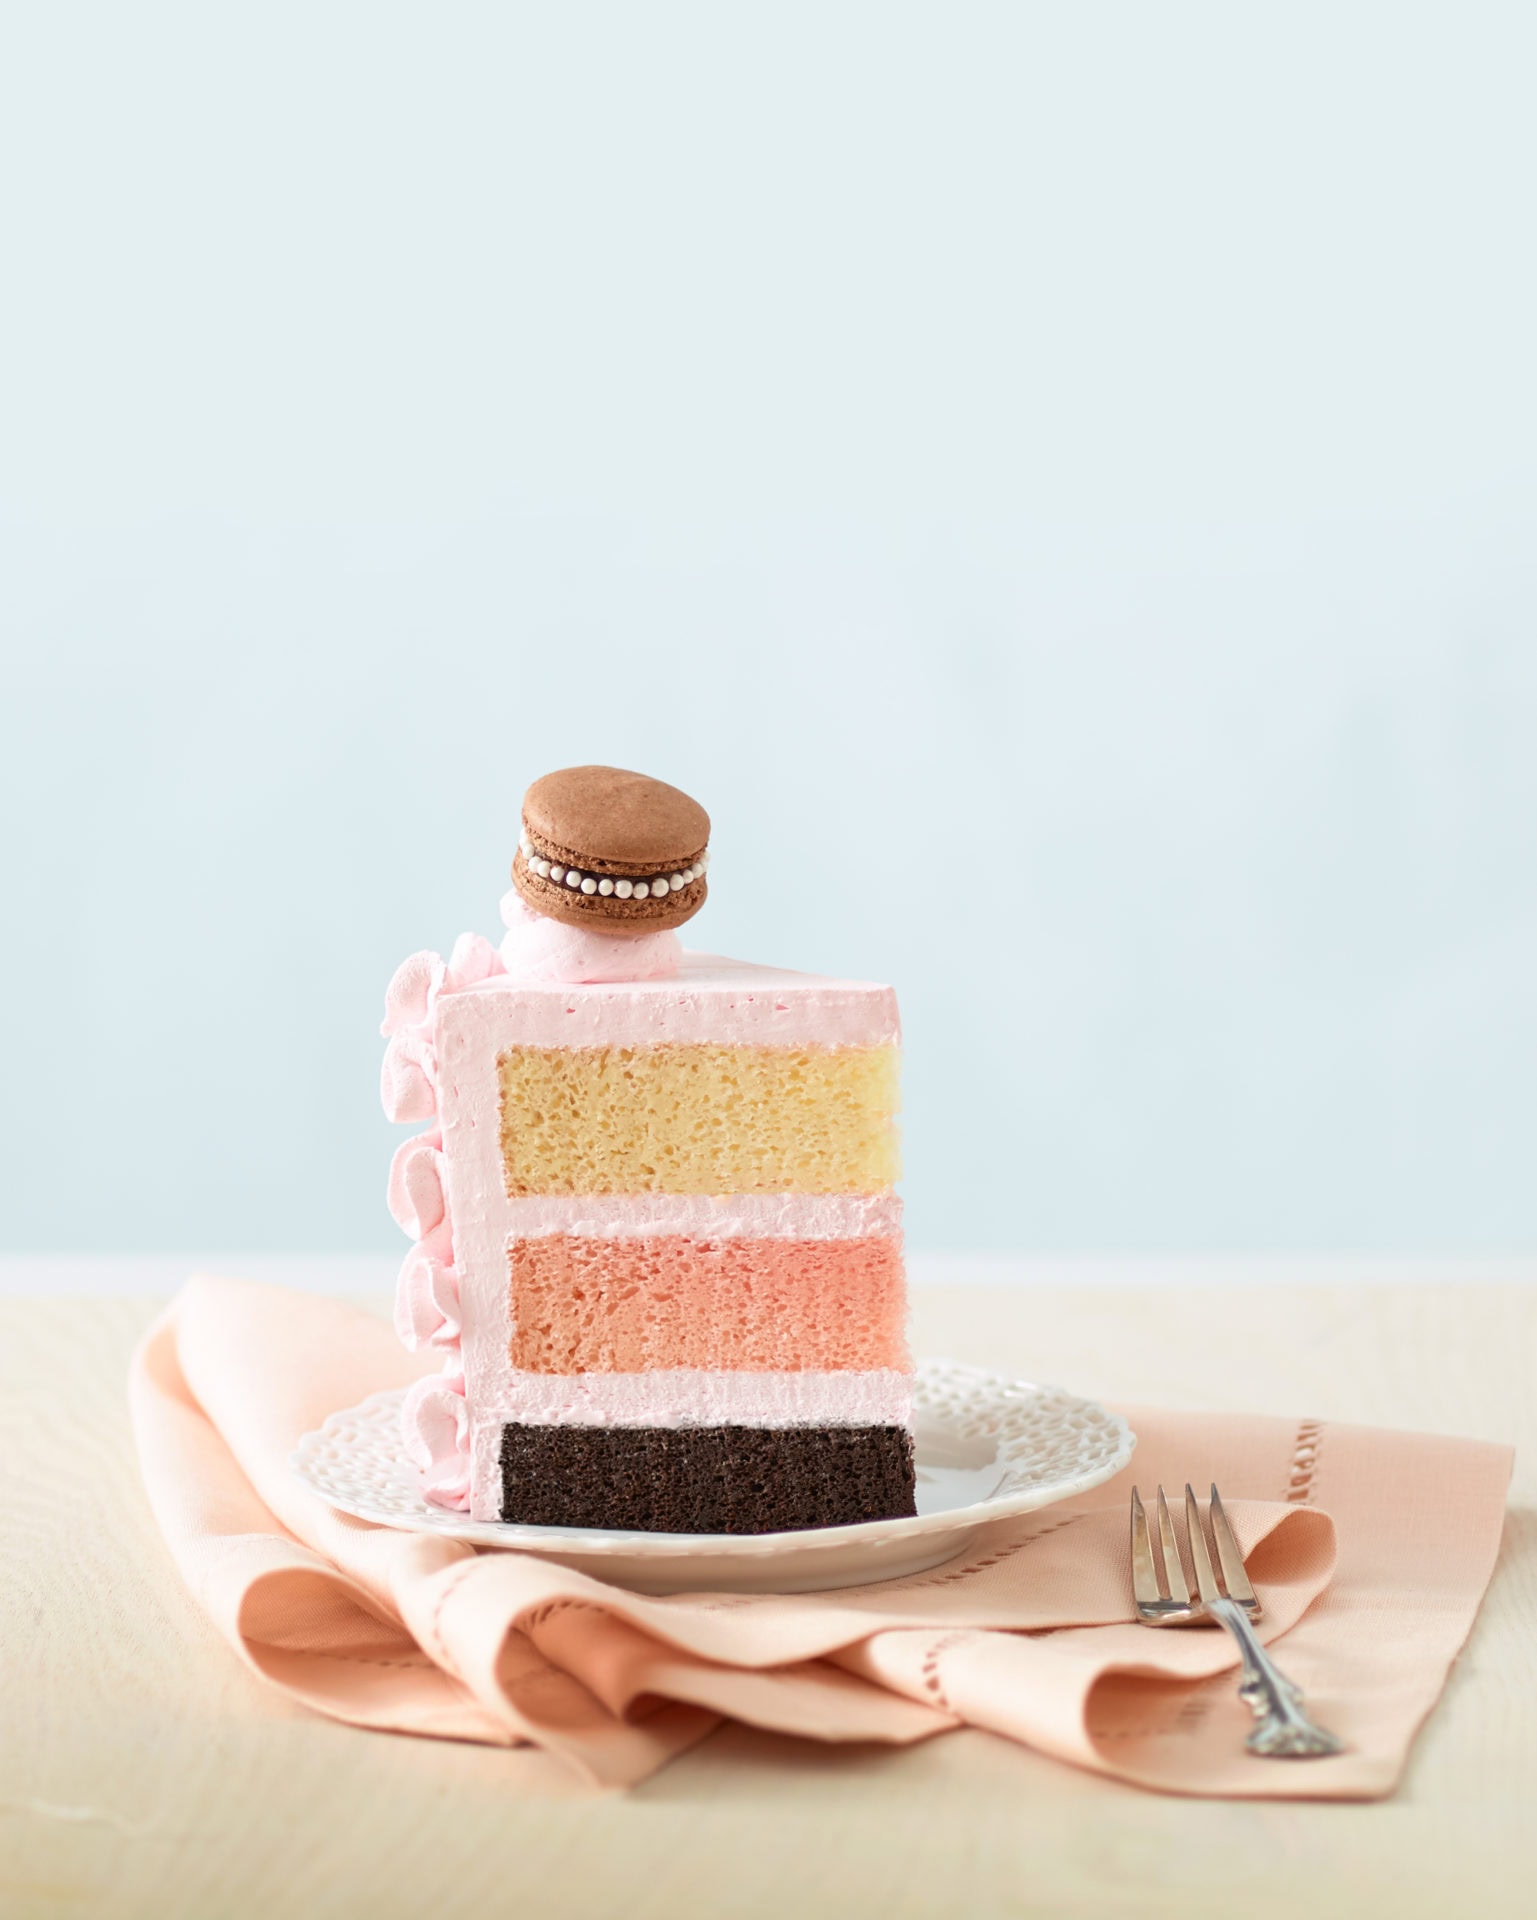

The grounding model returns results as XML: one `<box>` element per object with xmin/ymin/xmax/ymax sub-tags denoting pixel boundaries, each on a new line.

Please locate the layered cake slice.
<box><xmin>381</xmin><ymin>766</ymin><xmax>916</xmax><ymax>1533</ymax></box>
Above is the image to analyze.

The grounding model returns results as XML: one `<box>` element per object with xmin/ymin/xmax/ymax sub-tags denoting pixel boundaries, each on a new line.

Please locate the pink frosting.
<box><xmin>498</xmin><ymin>890</ymin><xmax>681</xmax><ymax>983</ymax></box>
<box><xmin>437</xmin><ymin>954</ymin><xmax>900</xmax><ymax>1052</ymax></box>
<box><xmin>387</xmin><ymin>1131</ymin><xmax>447</xmax><ymax>1240</ymax></box>
<box><xmin>380</xmin><ymin>950</ymin><xmax>437</xmax><ymax>1037</ymax></box>
<box><xmin>380</xmin><ymin>1030</ymin><xmax>437</xmax><ymax>1123</ymax></box>
<box><xmin>381</xmin><ymin>934</ymin><xmax>507</xmax><ymax>1121</ymax></box>
<box><xmin>401</xmin><ymin>1363</ymin><xmax>471</xmax><ymax>1509</ymax></box>
<box><xmin>490</xmin><ymin>1368</ymin><xmax>913</xmax><ymax>1429</ymax></box>
<box><xmin>380</xmin><ymin>929</ymin><xmax>513</xmax><ymax>1509</ymax></box>
<box><xmin>394</xmin><ymin>1223</ymin><xmax>461</xmax><ymax>1351</ymax></box>
<box><xmin>381</xmin><ymin>933</ymin><xmax>503</xmax><ymax>1037</ymax></box>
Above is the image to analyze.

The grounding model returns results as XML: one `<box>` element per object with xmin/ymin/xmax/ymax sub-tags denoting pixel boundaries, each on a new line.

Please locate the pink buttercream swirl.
<box><xmin>381</xmin><ymin>933</ymin><xmax>501</xmax><ymax>1506</ymax></box>
<box><xmin>380</xmin><ymin>933</ymin><xmax>504</xmax><ymax>1122</ymax></box>
<box><xmin>380</xmin><ymin>1029</ymin><xmax>437</xmax><ymax>1124</ymax></box>
<box><xmin>387</xmin><ymin>1131</ymin><xmax>447</xmax><ymax>1240</ymax></box>
<box><xmin>394</xmin><ymin>1224</ymin><xmax>461</xmax><ymax>1351</ymax></box>
<box><xmin>381</xmin><ymin>931</ymin><xmax>504</xmax><ymax>1038</ymax></box>
<box><xmin>497</xmin><ymin>891</ymin><xmax>681</xmax><ymax>983</ymax></box>
<box><xmin>401</xmin><ymin>1363</ymin><xmax>471</xmax><ymax>1510</ymax></box>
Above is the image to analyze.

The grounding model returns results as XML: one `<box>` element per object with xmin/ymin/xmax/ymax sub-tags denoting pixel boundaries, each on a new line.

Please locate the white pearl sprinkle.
<box><xmin>581</xmin><ymin>877</ymin><xmax>597</xmax><ymax>894</ymax></box>
<box><xmin>615</xmin><ymin>879</ymin><xmax>633</xmax><ymax>899</ymax></box>
<box><xmin>565</xmin><ymin>868</ymin><xmax>582</xmax><ymax>888</ymax></box>
<box><xmin>632</xmin><ymin>882</ymin><xmax>650</xmax><ymax>900</ymax></box>
<box><xmin>669</xmin><ymin>874</ymin><xmax>684</xmax><ymax>891</ymax></box>
<box><xmin>683</xmin><ymin>865</ymin><xmax>697</xmax><ymax>883</ymax></box>
<box><xmin>531</xmin><ymin>857</ymin><xmax>549</xmax><ymax>878</ymax></box>
<box><xmin>549</xmin><ymin>865</ymin><xmax>565</xmax><ymax>882</ymax></box>
<box><xmin>598</xmin><ymin>878</ymin><xmax>614</xmax><ymax>896</ymax></box>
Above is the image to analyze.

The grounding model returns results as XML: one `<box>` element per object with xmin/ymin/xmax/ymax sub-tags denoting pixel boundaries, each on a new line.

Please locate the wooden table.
<box><xmin>2</xmin><ymin>1268</ymin><xmax>1531</xmax><ymax>1920</ymax></box>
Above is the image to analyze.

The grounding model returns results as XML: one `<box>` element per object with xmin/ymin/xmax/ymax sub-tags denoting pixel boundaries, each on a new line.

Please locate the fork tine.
<box><xmin>1184</xmin><ymin>1483</ymin><xmax>1222</xmax><ymax>1605</ymax></box>
<box><xmin>1208</xmin><ymin>1484</ymin><xmax>1262</xmax><ymax>1618</ymax></box>
<box><xmin>1129</xmin><ymin>1486</ymin><xmax>1165</xmax><ymax>1609</ymax></box>
<box><xmin>1155</xmin><ymin>1486</ymin><xmax>1191</xmax><ymax>1603</ymax></box>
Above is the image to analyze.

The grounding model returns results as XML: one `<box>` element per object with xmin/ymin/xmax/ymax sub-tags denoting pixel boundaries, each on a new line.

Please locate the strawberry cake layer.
<box><xmin>507</xmin><ymin>1232</ymin><xmax>908</xmax><ymax>1374</ymax></box>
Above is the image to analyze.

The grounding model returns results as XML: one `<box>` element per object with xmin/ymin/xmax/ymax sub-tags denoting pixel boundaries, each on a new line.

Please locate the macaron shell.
<box><xmin>511</xmin><ymin>851</ymin><xmax>708</xmax><ymax>935</ymax></box>
<box><xmin>523</xmin><ymin>765</ymin><xmax>710</xmax><ymax>870</ymax></box>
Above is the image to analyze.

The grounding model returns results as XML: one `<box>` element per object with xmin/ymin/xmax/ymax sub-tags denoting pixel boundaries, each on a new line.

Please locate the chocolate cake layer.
<box><xmin>498</xmin><ymin>1422</ymin><xmax>917</xmax><ymax>1534</ymax></box>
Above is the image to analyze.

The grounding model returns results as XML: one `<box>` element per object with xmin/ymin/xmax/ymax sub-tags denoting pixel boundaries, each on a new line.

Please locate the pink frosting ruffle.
<box><xmin>380</xmin><ymin>950</ymin><xmax>438</xmax><ymax>1038</ymax></box>
<box><xmin>394</xmin><ymin>1225</ymin><xmax>461</xmax><ymax>1351</ymax></box>
<box><xmin>381</xmin><ymin>934</ymin><xmax>507</xmax><ymax>1509</ymax></box>
<box><xmin>380</xmin><ymin>1029</ymin><xmax>437</xmax><ymax>1123</ymax></box>
<box><xmin>387</xmin><ymin>1131</ymin><xmax>446</xmax><ymax>1240</ymax></box>
<box><xmin>381</xmin><ymin>933</ymin><xmax>503</xmax><ymax>1038</ymax></box>
<box><xmin>401</xmin><ymin>1364</ymin><xmax>471</xmax><ymax>1510</ymax></box>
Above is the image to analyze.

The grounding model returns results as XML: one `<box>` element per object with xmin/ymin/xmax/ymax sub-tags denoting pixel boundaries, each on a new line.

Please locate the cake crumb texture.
<box><xmin>498</xmin><ymin>1422</ymin><xmax>918</xmax><ymax>1532</ymax></box>
<box><xmin>497</xmin><ymin>1044</ymin><xmax>900</xmax><ymax>1195</ymax></box>
<box><xmin>508</xmin><ymin>1232</ymin><xmax>908</xmax><ymax>1372</ymax></box>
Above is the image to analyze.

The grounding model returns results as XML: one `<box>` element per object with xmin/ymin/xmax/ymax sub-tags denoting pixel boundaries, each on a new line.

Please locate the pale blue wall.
<box><xmin>5</xmin><ymin>3</ymin><xmax>1535</xmax><ymax>1252</ymax></box>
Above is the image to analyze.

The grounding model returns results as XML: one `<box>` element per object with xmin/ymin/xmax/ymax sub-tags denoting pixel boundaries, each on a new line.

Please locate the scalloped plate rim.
<box><xmin>290</xmin><ymin>1359</ymin><xmax>1137</xmax><ymax>1559</ymax></box>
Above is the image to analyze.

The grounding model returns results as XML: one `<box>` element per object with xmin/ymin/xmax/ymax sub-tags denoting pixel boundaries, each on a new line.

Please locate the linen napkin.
<box><xmin>129</xmin><ymin>1276</ymin><xmax>1511</xmax><ymax>1795</ymax></box>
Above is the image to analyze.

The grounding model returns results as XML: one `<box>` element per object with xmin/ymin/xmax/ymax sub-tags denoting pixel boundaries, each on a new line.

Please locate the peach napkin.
<box><xmin>129</xmin><ymin>1277</ymin><xmax>1511</xmax><ymax>1795</ymax></box>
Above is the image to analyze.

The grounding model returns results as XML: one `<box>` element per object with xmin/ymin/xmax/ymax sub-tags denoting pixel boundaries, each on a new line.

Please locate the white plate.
<box><xmin>291</xmin><ymin>1360</ymin><xmax>1135</xmax><ymax>1594</ymax></box>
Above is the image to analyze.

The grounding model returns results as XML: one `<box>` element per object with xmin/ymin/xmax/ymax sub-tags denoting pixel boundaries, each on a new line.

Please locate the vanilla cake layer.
<box><xmin>497</xmin><ymin>1044</ymin><xmax>899</xmax><ymax>1196</ymax></box>
<box><xmin>508</xmin><ymin>1232</ymin><xmax>908</xmax><ymax>1373</ymax></box>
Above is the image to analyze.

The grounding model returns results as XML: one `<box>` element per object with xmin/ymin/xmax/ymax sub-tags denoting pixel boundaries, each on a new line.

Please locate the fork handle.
<box><xmin>1205</xmin><ymin>1596</ymin><xmax>1346</xmax><ymax>1758</ymax></box>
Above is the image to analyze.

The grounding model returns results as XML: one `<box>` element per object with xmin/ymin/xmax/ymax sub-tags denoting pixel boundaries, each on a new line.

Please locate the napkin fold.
<box><xmin>129</xmin><ymin>1277</ymin><xmax>1511</xmax><ymax>1794</ymax></box>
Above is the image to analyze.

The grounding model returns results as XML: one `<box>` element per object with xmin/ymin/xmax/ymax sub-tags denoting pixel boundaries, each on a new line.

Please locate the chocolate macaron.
<box><xmin>512</xmin><ymin>765</ymin><xmax>710</xmax><ymax>935</ymax></box>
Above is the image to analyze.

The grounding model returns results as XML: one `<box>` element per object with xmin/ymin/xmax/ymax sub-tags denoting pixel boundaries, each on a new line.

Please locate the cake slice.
<box><xmin>382</xmin><ymin>768</ymin><xmax>916</xmax><ymax>1534</ymax></box>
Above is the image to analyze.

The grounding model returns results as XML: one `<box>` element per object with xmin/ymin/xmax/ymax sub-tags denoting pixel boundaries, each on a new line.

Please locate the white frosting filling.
<box><xmin>520</xmin><ymin>827</ymin><xmax>708</xmax><ymax>899</ymax></box>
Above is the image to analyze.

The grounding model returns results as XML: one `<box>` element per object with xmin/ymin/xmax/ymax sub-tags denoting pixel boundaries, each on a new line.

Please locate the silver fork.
<box><xmin>1130</xmin><ymin>1482</ymin><xmax>1344</xmax><ymax>1758</ymax></box>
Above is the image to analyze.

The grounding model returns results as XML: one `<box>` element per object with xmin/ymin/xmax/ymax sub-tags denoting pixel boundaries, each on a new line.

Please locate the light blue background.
<box><xmin>4</xmin><ymin>3</ymin><xmax>1534</xmax><ymax>1254</ymax></box>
